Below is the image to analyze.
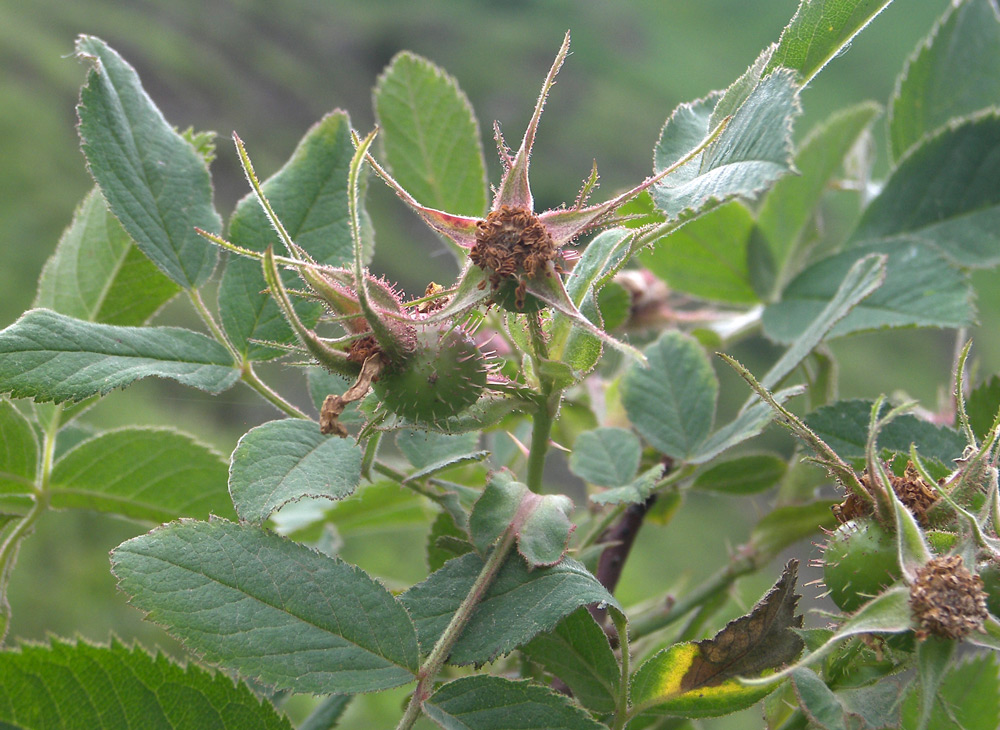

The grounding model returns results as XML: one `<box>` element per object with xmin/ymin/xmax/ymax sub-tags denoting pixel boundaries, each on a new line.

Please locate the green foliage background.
<box><xmin>3</xmin><ymin>0</ymin><xmax>997</xmax><ymax>725</ymax></box>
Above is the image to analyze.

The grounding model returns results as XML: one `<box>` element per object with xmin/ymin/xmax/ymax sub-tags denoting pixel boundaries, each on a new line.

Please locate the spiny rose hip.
<box><xmin>374</xmin><ymin>327</ymin><xmax>488</xmax><ymax>424</ymax></box>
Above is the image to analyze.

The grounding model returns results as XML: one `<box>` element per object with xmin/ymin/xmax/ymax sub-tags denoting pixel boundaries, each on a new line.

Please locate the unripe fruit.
<box><xmin>823</xmin><ymin>519</ymin><xmax>901</xmax><ymax>613</ymax></box>
<box><xmin>374</xmin><ymin>327</ymin><xmax>488</xmax><ymax>425</ymax></box>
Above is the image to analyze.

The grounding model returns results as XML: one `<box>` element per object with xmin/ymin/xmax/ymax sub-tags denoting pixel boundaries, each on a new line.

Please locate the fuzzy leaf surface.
<box><xmin>220</xmin><ymin>112</ymin><xmax>359</xmax><ymax>360</ymax></box>
<box><xmin>762</xmin><ymin>238</ymin><xmax>971</xmax><ymax>343</ymax></box>
<box><xmin>396</xmin><ymin>430</ymin><xmax>480</xmax><ymax>470</ymax></box>
<box><xmin>374</xmin><ymin>52</ymin><xmax>487</xmax><ymax>218</ymax></box>
<box><xmin>900</xmin><ymin>653</ymin><xmax>1000</xmax><ymax>730</ymax></box>
<box><xmin>890</xmin><ymin>0</ymin><xmax>1000</xmax><ymax>161</ymax></box>
<box><xmin>750</xmin><ymin>501</ymin><xmax>838</xmax><ymax>560</ymax></box>
<box><xmin>0</xmin><ymin>400</ymin><xmax>37</xmax><ymax>496</ymax></box>
<box><xmin>692</xmin><ymin>454</ymin><xmax>787</xmax><ymax>495</ymax></box>
<box><xmin>968</xmin><ymin>374</ymin><xmax>1000</xmax><ymax>442</ymax></box>
<box><xmin>631</xmin><ymin>561</ymin><xmax>802</xmax><ymax>717</ymax></box>
<box><xmin>111</xmin><ymin>518</ymin><xmax>419</xmax><ymax>694</ymax></box>
<box><xmin>0</xmin><ymin>309</ymin><xmax>239</xmax><ymax>403</ymax></box>
<box><xmin>228</xmin><ymin>419</ymin><xmax>361</xmax><ymax>523</ymax></box>
<box><xmin>75</xmin><ymin>36</ymin><xmax>221</xmax><ymax>288</ymax></box>
<box><xmin>852</xmin><ymin>113</ymin><xmax>1000</xmax><ymax>269</ymax></box>
<box><xmin>804</xmin><ymin>399</ymin><xmax>966</xmax><ymax>464</ymax></box>
<box><xmin>790</xmin><ymin>668</ymin><xmax>847</xmax><ymax>730</ymax></box>
<box><xmin>49</xmin><ymin>427</ymin><xmax>233</xmax><ymax>522</ymax></box>
<box><xmin>423</xmin><ymin>675</ymin><xmax>607</xmax><ymax>730</ymax></box>
<box><xmin>639</xmin><ymin>201</ymin><xmax>758</xmax><ymax>304</ymax></box>
<box><xmin>35</xmin><ymin>189</ymin><xmax>180</xmax><ymax>326</ymax></box>
<box><xmin>757</xmin><ymin>102</ymin><xmax>881</xmax><ymax>275</ymax></box>
<box><xmin>400</xmin><ymin>553</ymin><xmax>618</xmax><ymax>666</ymax></box>
<box><xmin>522</xmin><ymin>608</ymin><xmax>620</xmax><ymax>714</ymax></box>
<box><xmin>622</xmin><ymin>331</ymin><xmax>718</xmax><ymax>461</ymax></box>
<box><xmin>652</xmin><ymin>70</ymin><xmax>798</xmax><ymax>220</ymax></box>
<box><xmin>589</xmin><ymin>465</ymin><xmax>664</xmax><ymax>507</ymax></box>
<box><xmin>568</xmin><ymin>427</ymin><xmax>640</xmax><ymax>487</ymax></box>
<box><xmin>0</xmin><ymin>638</ymin><xmax>292</xmax><ymax>730</ymax></box>
<box><xmin>766</xmin><ymin>0</ymin><xmax>895</xmax><ymax>85</ymax></box>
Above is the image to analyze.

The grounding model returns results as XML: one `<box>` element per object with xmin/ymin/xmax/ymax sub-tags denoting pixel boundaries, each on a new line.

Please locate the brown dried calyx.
<box><xmin>910</xmin><ymin>555</ymin><xmax>988</xmax><ymax>640</ymax></box>
<box><xmin>471</xmin><ymin>205</ymin><xmax>559</xmax><ymax>309</ymax></box>
<box><xmin>833</xmin><ymin>461</ymin><xmax>939</xmax><ymax>525</ymax></box>
<box><xmin>321</xmin><ymin>335</ymin><xmax>388</xmax><ymax>437</ymax></box>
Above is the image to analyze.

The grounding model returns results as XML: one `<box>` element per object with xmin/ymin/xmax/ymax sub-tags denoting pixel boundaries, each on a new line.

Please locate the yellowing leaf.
<box><xmin>630</xmin><ymin>561</ymin><xmax>803</xmax><ymax>718</ymax></box>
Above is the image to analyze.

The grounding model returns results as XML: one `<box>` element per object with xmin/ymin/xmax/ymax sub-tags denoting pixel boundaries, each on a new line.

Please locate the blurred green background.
<box><xmin>3</xmin><ymin>0</ymin><xmax>996</xmax><ymax>726</ymax></box>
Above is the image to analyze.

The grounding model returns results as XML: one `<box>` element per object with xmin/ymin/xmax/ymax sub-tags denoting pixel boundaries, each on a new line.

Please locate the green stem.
<box><xmin>610</xmin><ymin>611</ymin><xmax>631</xmax><ymax>730</ymax></box>
<box><xmin>0</xmin><ymin>406</ymin><xmax>61</xmax><ymax>645</ymax></box>
<box><xmin>188</xmin><ymin>288</ymin><xmax>309</xmax><ymax>419</ymax></box>
<box><xmin>628</xmin><ymin>551</ymin><xmax>759</xmax><ymax>641</ymax></box>
<box><xmin>396</xmin><ymin>531</ymin><xmax>517</xmax><ymax>730</ymax></box>
<box><xmin>526</xmin><ymin>392</ymin><xmax>555</xmax><ymax>494</ymax></box>
<box><xmin>241</xmin><ymin>363</ymin><xmax>310</xmax><ymax>419</ymax></box>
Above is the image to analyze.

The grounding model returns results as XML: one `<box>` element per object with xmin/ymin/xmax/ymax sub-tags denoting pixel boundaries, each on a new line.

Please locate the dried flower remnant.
<box><xmin>366</xmin><ymin>32</ymin><xmax>721</xmax><ymax>355</ymax></box>
<box><xmin>910</xmin><ymin>555</ymin><xmax>988</xmax><ymax>640</ymax></box>
<box><xmin>833</xmin><ymin>460</ymin><xmax>939</xmax><ymax>526</ymax></box>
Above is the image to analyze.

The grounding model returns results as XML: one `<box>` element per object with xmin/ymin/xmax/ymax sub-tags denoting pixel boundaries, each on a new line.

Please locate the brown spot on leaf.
<box><xmin>680</xmin><ymin>560</ymin><xmax>804</xmax><ymax>692</ymax></box>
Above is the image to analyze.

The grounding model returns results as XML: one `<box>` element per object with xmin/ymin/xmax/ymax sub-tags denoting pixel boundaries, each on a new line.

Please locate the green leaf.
<box><xmin>968</xmin><ymin>374</ymin><xmax>1000</xmax><ymax>442</ymax></box>
<box><xmin>49</xmin><ymin>427</ymin><xmax>233</xmax><ymax>522</ymax></box>
<box><xmin>692</xmin><ymin>454</ymin><xmax>787</xmax><ymax>495</ymax></box>
<box><xmin>220</xmin><ymin>112</ymin><xmax>359</xmax><ymax>360</ymax></box>
<box><xmin>750</xmin><ymin>501</ymin><xmax>839</xmax><ymax>560</ymax></box>
<box><xmin>396</xmin><ymin>429</ymin><xmax>481</xmax><ymax>471</ymax></box>
<box><xmin>34</xmin><ymin>188</ymin><xmax>180</xmax><ymax>325</ymax></box>
<box><xmin>890</xmin><ymin>0</ymin><xmax>1000</xmax><ymax>161</ymax></box>
<box><xmin>690</xmin><ymin>386</ymin><xmax>802</xmax><ymax>465</ymax></box>
<box><xmin>622</xmin><ymin>331</ymin><xmax>718</xmax><ymax>460</ymax></box>
<box><xmin>424</xmin><ymin>675</ymin><xmax>607</xmax><ymax>730</ymax></box>
<box><xmin>552</xmin><ymin>228</ymin><xmax>633</xmax><ymax>373</ymax></box>
<box><xmin>0</xmin><ymin>638</ymin><xmax>292</xmax><ymax>730</ymax></box>
<box><xmin>0</xmin><ymin>309</ymin><xmax>239</xmax><ymax>403</ymax></box>
<box><xmin>589</xmin><ymin>464</ymin><xmax>664</xmax><ymax>507</ymax></box>
<box><xmin>631</xmin><ymin>561</ymin><xmax>802</xmax><ymax>718</ymax></box>
<box><xmin>762</xmin><ymin>238</ymin><xmax>971</xmax><ymax>344</ymax></box>
<box><xmin>0</xmin><ymin>400</ymin><xmax>37</xmax><ymax>495</ymax></box>
<box><xmin>568</xmin><ymin>427</ymin><xmax>640</xmax><ymax>487</ymax></box>
<box><xmin>468</xmin><ymin>473</ymin><xmax>574</xmax><ymax>568</ymax></box>
<box><xmin>75</xmin><ymin>36</ymin><xmax>221</xmax><ymax>288</ymax></box>
<box><xmin>427</xmin><ymin>511</ymin><xmax>474</xmax><ymax>573</ymax></box>
<box><xmin>757</xmin><ymin>103</ymin><xmax>881</xmax><ymax>277</ymax></box>
<box><xmin>374</xmin><ymin>52</ymin><xmax>487</xmax><ymax>219</ymax></box>
<box><xmin>900</xmin><ymin>653</ymin><xmax>1000</xmax><ymax>730</ymax></box>
<box><xmin>761</xmin><ymin>254</ymin><xmax>886</xmax><ymax>388</ymax></box>
<box><xmin>111</xmin><ymin>518</ymin><xmax>419</xmax><ymax>694</ymax></box>
<box><xmin>853</xmin><ymin>113</ymin><xmax>1000</xmax><ymax>269</ymax></box>
<box><xmin>400</xmin><ymin>553</ymin><xmax>619</xmax><ymax>666</ymax></box>
<box><xmin>766</xmin><ymin>0</ymin><xmax>895</xmax><ymax>86</ymax></box>
<box><xmin>790</xmin><ymin>668</ymin><xmax>846</xmax><ymax>730</ymax></box>
<box><xmin>229</xmin><ymin>419</ymin><xmax>362</xmax><ymax>523</ymax></box>
<box><xmin>522</xmin><ymin>608</ymin><xmax>620</xmax><ymax>714</ymax></box>
<box><xmin>298</xmin><ymin>695</ymin><xmax>351</xmax><ymax>730</ymax></box>
<box><xmin>804</xmin><ymin>399</ymin><xmax>966</xmax><ymax>464</ymax></box>
<box><xmin>639</xmin><ymin>201</ymin><xmax>758</xmax><ymax>304</ymax></box>
<box><xmin>652</xmin><ymin>70</ymin><xmax>798</xmax><ymax>220</ymax></box>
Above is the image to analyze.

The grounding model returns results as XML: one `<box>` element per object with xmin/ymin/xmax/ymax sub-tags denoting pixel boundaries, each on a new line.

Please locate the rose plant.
<box><xmin>2</xmin><ymin>0</ymin><xmax>1000</xmax><ymax>728</ymax></box>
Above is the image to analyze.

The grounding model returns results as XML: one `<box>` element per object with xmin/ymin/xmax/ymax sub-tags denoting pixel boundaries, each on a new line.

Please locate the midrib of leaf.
<box><xmin>87</xmin><ymin>223</ymin><xmax>134</xmax><ymax>321</ymax></box>
<box><xmin>400</xmin><ymin>69</ymin><xmax>442</xmax><ymax>200</ymax></box>
<box><xmin>134</xmin><ymin>549</ymin><xmax>413</xmax><ymax>669</ymax></box>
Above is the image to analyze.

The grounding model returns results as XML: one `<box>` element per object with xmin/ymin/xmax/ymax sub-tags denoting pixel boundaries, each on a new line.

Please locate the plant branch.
<box><xmin>628</xmin><ymin>549</ymin><xmax>759</xmax><ymax>641</ymax></box>
<box><xmin>396</xmin><ymin>531</ymin><xmax>517</xmax><ymax>730</ymax></box>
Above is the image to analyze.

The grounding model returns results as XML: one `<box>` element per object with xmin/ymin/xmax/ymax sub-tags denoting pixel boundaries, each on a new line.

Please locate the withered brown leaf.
<box><xmin>680</xmin><ymin>559</ymin><xmax>804</xmax><ymax>692</ymax></box>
